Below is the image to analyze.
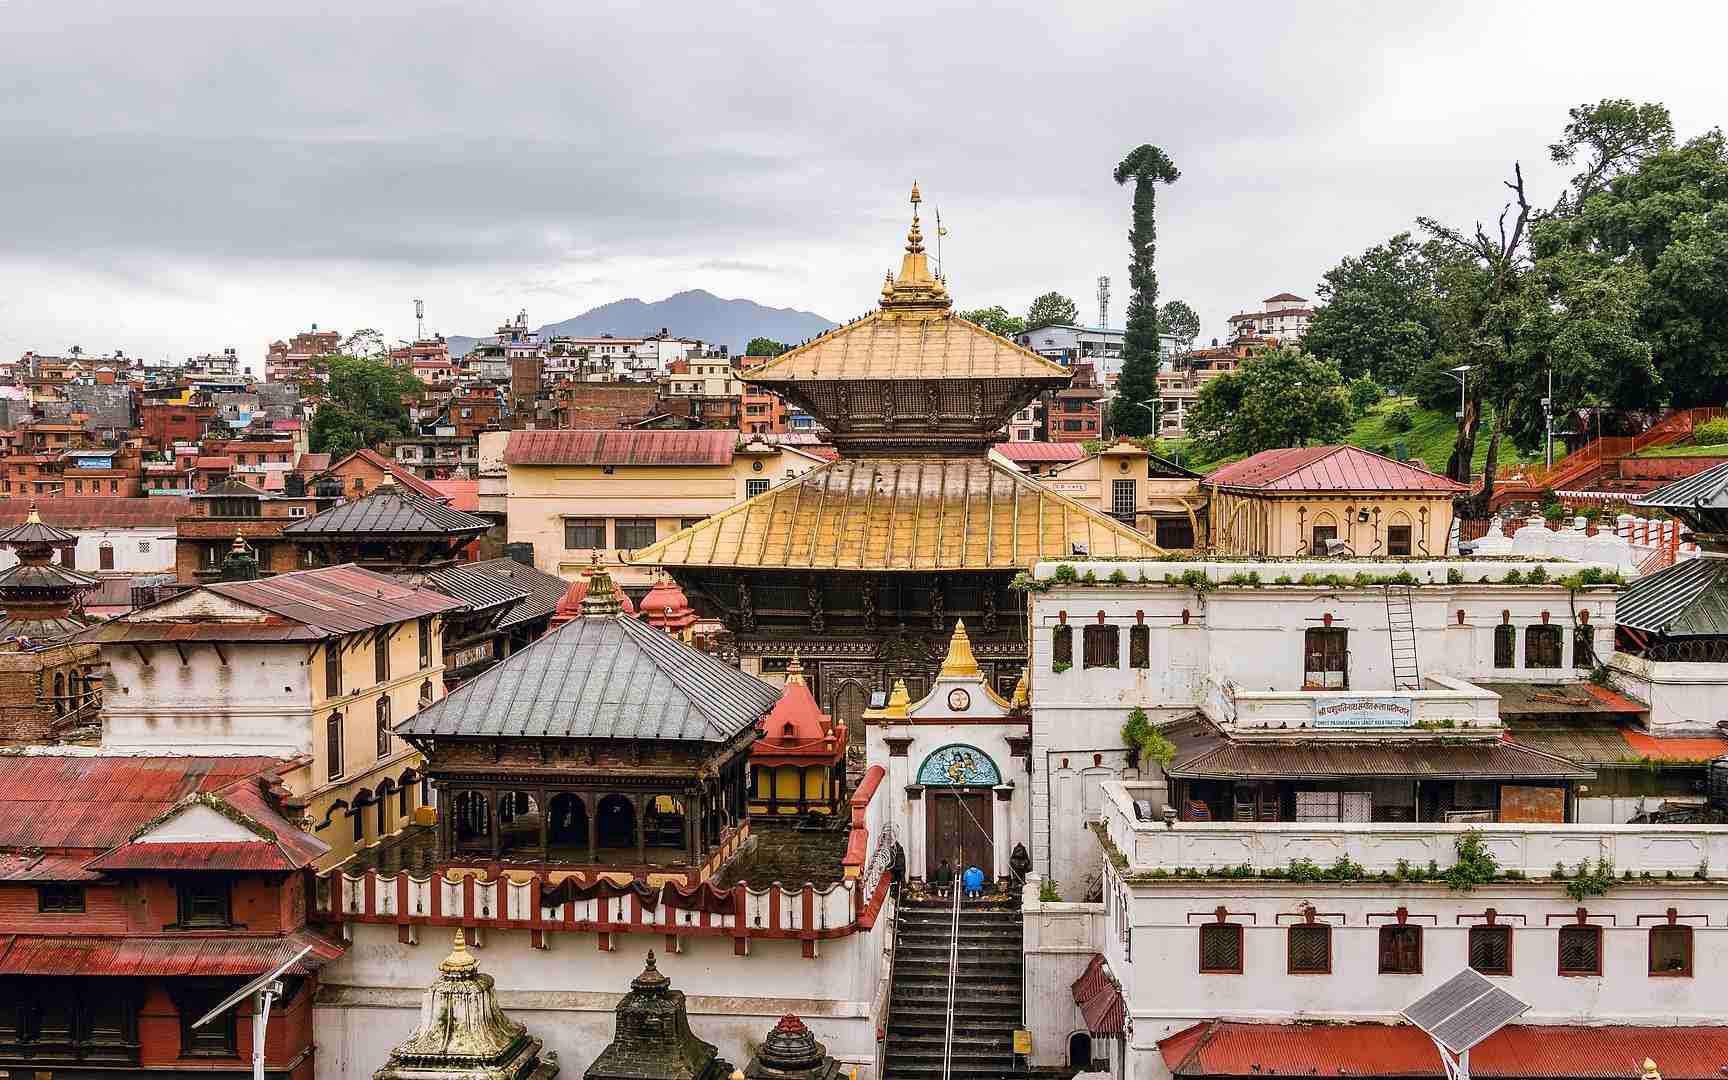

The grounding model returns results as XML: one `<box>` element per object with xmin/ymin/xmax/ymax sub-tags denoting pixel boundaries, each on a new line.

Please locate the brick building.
<box><xmin>174</xmin><ymin>481</ymin><xmax>318</xmax><ymax>582</ymax></box>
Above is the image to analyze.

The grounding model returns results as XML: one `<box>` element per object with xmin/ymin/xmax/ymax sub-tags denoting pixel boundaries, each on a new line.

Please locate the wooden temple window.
<box><xmin>418</xmin><ymin>616</ymin><xmax>433</xmax><ymax>669</ymax></box>
<box><xmin>1303</xmin><ymin>628</ymin><xmax>1348</xmax><ymax>689</ymax></box>
<box><xmin>1649</xmin><ymin>924</ymin><xmax>1693</xmax><ymax>977</ymax></box>
<box><xmin>1198</xmin><ymin>923</ymin><xmax>1242</xmax><ymax>974</ymax></box>
<box><xmin>1526</xmin><ymin>625</ymin><xmax>1563</xmax><ymax>669</ymax></box>
<box><xmin>1311</xmin><ymin>524</ymin><xmax>1338</xmax><ymax>554</ymax></box>
<box><xmin>176</xmin><ymin>880</ymin><xmax>232</xmax><ymax>929</ymax></box>
<box><xmin>1387</xmin><ymin>525</ymin><xmax>1412</xmax><ymax>556</ymax></box>
<box><xmin>375</xmin><ymin>631</ymin><xmax>390</xmax><ymax>684</ymax></box>
<box><xmin>1378</xmin><ymin>925</ymin><xmax>1423</xmax><ymax>974</ymax></box>
<box><xmin>326</xmin><ymin>713</ymin><xmax>344</xmax><ymax>781</ymax></box>
<box><xmin>1052</xmin><ymin>625</ymin><xmax>1073</xmax><ymax>669</ymax></box>
<box><xmin>1083</xmin><ymin>624</ymin><xmax>1119</xmax><ymax>669</ymax></box>
<box><xmin>1558</xmin><ymin>925</ymin><xmax>1602</xmax><ymax>976</ymax></box>
<box><xmin>176</xmin><ymin>980</ymin><xmax>237</xmax><ymax>1057</ymax></box>
<box><xmin>1493</xmin><ymin>625</ymin><xmax>1516</xmax><ymax>668</ymax></box>
<box><xmin>37</xmin><ymin>883</ymin><xmax>84</xmax><ymax>913</ymax></box>
<box><xmin>325</xmin><ymin>641</ymin><xmax>343</xmax><ymax>697</ymax></box>
<box><xmin>1156</xmin><ymin>517</ymin><xmax>1195</xmax><ymax>549</ymax></box>
<box><xmin>1469</xmin><ymin>925</ymin><xmax>1512</xmax><ymax>975</ymax></box>
<box><xmin>1129</xmin><ymin>625</ymin><xmax>1150</xmax><ymax>669</ymax></box>
<box><xmin>614</xmin><ymin>518</ymin><xmax>659</xmax><ymax>549</ymax></box>
<box><xmin>1287</xmin><ymin>923</ymin><xmax>1331</xmax><ymax>974</ymax></box>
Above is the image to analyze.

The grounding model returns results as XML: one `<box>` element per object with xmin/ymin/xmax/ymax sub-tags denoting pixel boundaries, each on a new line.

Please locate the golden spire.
<box><xmin>906</xmin><ymin>181</ymin><xmax>925</xmax><ymax>255</ymax></box>
<box><xmin>884</xmin><ymin>678</ymin><xmax>911</xmax><ymax>719</ymax></box>
<box><xmin>229</xmin><ymin>530</ymin><xmax>251</xmax><ymax>556</ymax></box>
<box><xmin>1010</xmin><ymin>668</ymin><xmax>1029</xmax><ymax>709</ymax></box>
<box><xmin>785</xmin><ymin>652</ymin><xmax>806</xmax><ymax>687</ymax></box>
<box><xmin>882</xmin><ymin>182</ymin><xmax>950</xmax><ymax>314</ymax></box>
<box><xmin>1642</xmin><ymin>1061</ymin><xmax>1661</xmax><ymax>1080</ymax></box>
<box><xmin>440</xmin><ymin>927</ymin><xmax>479</xmax><ymax>975</ymax></box>
<box><xmin>940</xmin><ymin>619</ymin><xmax>980</xmax><ymax>678</ymax></box>
<box><xmin>24</xmin><ymin>505</ymin><xmax>41</xmax><ymax>526</ymax></box>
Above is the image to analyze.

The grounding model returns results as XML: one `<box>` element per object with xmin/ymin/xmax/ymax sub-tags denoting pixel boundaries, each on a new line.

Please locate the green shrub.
<box><xmin>1122</xmin><ymin>707</ymin><xmax>1176</xmax><ymax>768</ymax></box>
<box><xmin>1052</xmin><ymin>564</ymin><xmax>1078</xmax><ymax>584</ymax></box>
<box><xmin>1694</xmin><ymin>417</ymin><xmax>1728</xmax><ymax>445</ymax></box>
<box><xmin>1542</xmin><ymin>502</ymin><xmax>1568</xmax><ymax>524</ymax></box>
<box><xmin>1502</xmin><ymin>569</ymin><xmax>1524</xmax><ymax>584</ymax></box>
<box><xmin>1039</xmin><ymin>878</ymin><xmax>1062</xmax><ymax>903</ymax></box>
<box><xmin>1386</xmin><ymin>408</ymin><xmax>1414</xmax><ymax>433</ymax></box>
<box><xmin>1108</xmin><ymin>569</ymin><xmax>1129</xmax><ymax>584</ymax></box>
<box><xmin>1446</xmin><ymin>567</ymin><xmax>1464</xmax><ymax>585</ymax></box>
<box><xmin>1525</xmin><ymin>565</ymin><xmax>1548</xmax><ymax>584</ymax></box>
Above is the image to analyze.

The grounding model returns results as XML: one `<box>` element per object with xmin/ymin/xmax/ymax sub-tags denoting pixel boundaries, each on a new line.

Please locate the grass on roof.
<box><xmin>1632</xmin><ymin>442</ymin><xmax>1728</xmax><ymax>458</ymax></box>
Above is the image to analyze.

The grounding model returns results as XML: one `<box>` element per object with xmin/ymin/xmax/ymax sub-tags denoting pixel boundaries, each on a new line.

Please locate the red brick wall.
<box><xmin>1617</xmin><ymin>455</ymin><xmax>1728</xmax><ymax>480</ymax></box>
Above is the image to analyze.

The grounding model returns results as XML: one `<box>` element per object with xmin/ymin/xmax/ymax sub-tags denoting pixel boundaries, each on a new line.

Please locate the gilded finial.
<box><xmin>1642</xmin><ymin>1060</ymin><xmax>1661</xmax><ymax>1080</ymax></box>
<box><xmin>440</xmin><ymin>927</ymin><xmax>479</xmax><ymax>975</ymax></box>
<box><xmin>229</xmin><ymin>530</ymin><xmax>251</xmax><ymax>556</ymax></box>
<box><xmin>1010</xmin><ymin>668</ymin><xmax>1029</xmax><ymax>709</ymax></box>
<box><xmin>24</xmin><ymin>505</ymin><xmax>41</xmax><ymax>526</ymax></box>
<box><xmin>785</xmin><ymin>652</ymin><xmax>806</xmax><ymax>686</ymax></box>
<box><xmin>905</xmin><ymin>182</ymin><xmax>925</xmax><ymax>256</ymax></box>
<box><xmin>882</xmin><ymin>184</ymin><xmax>949</xmax><ymax>312</ymax></box>
<box><xmin>884</xmin><ymin>678</ymin><xmax>911</xmax><ymax>719</ymax></box>
<box><xmin>910</xmin><ymin>180</ymin><xmax>921</xmax><ymax>206</ymax></box>
<box><xmin>940</xmin><ymin>619</ymin><xmax>981</xmax><ymax>678</ymax></box>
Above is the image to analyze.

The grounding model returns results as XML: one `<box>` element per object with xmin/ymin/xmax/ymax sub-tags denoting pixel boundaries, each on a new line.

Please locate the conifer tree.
<box><xmin>1109</xmin><ymin>145</ymin><xmax>1181</xmax><ymax>436</ymax></box>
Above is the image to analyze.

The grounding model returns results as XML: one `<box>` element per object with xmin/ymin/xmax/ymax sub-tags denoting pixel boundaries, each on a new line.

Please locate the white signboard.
<box><xmin>1313</xmin><ymin>696</ymin><xmax>1414</xmax><ymax>729</ymax></box>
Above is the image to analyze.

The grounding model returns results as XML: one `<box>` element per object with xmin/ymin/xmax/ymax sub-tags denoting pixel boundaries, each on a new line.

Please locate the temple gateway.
<box><xmin>633</xmin><ymin>185</ymin><xmax>1161</xmax><ymax>728</ymax></box>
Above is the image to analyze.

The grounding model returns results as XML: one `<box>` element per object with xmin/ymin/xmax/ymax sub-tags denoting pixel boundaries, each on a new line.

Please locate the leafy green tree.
<box><xmin>309</xmin><ymin>355</ymin><xmax>423</xmax><ymax>457</ymax></box>
<box><xmin>341</xmin><ymin>328</ymin><xmax>387</xmax><ymax>359</ymax></box>
<box><xmin>1348</xmin><ymin>375</ymin><xmax>1385</xmax><ymax>416</ymax></box>
<box><xmin>1186</xmin><ymin>346</ymin><xmax>1354</xmax><ymax>457</ymax></box>
<box><xmin>957</xmin><ymin>306</ymin><xmax>1026</xmax><ymax>337</ymax></box>
<box><xmin>1304</xmin><ymin>233</ymin><xmax>1463</xmax><ymax>387</ymax></box>
<box><xmin>745</xmin><ymin>337</ymin><xmax>788</xmax><ymax>357</ymax></box>
<box><xmin>1025</xmin><ymin>292</ymin><xmax>1080</xmax><ymax>330</ymax></box>
<box><xmin>1159</xmin><ymin>300</ymin><xmax>1201</xmax><ymax>353</ymax></box>
<box><xmin>1548</xmin><ymin>98</ymin><xmax>1674</xmax><ymax>210</ymax></box>
<box><xmin>1109</xmin><ymin>144</ymin><xmax>1181</xmax><ymax>437</ymax></box>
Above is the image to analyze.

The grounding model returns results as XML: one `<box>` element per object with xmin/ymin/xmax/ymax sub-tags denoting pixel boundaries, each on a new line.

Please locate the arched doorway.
<box><xmin>596</xmin><ymin>794</ymin><xmax>636</xmax><ymax>849</ymax></box>
<box><xmin>497</xmin><ymin>791</ymin><xmax>541</xmax><ymax>854</ymax></box>
<box><xmin>1068</xmin><ymin>1032</ymin><xmax>1094</xmax><ymax>1069</ymax></box>
<box><xmin>917</xmin><ymin>744</ymin><xmax>1001</xmax><ymax>880</ymax></box>
<box><xmin>548</xmin><ymin>793</ymin><xmax>588</xmax><ymax>847</ymax></box>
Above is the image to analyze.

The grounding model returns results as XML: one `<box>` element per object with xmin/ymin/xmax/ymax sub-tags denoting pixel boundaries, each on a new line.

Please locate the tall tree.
<box><xmin>957</xmin><ymin>306</ymin><xmax>1026</xmax><ymax>337</ymax></box>
<box><xmin>341</xmin><ymin>328</ymin><xmax>387</xmax><ymax>359</ymax></box>
<box><xmin>1109</xmin><ymin>145</ymin><xmax>1181</xmax><ymax>437</ymax></box>
<box><xmin>309</xmin><ymin>355</ymin><xmax>424</xmax><ymax>457</ymax></box>
<box><xmin>1548</xmin><ymin>98</ymin><xmax>1674</xmax><ymax>210</ymax></box>
<box><xmin>1159</xmin><ymin>300</ymin><xmax>1201</xmax><ymax>353</ymax></box>
<box><xmin>1303</xmin><ymin>232</ymin><xmax>1462</xmax><ymax>387</ymax></box>
<box><xmin>745</xmin><ymin>337</ymin><xmax>788</xmax><ymax>356</ymax></box>
<box><xmin>1186</xmin><ymin>346</ymin><xmax>1354</xmax><ymax>457</ymax></box>
<box><xmin>1025</xmin><ymin>292</ymin><xmax>1080</xmax><ymax>330</ymax></box>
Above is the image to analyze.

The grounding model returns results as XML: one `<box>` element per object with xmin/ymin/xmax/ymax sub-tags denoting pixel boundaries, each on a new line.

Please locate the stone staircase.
<box><xmin>883</xmin><ymin>893</ymin><xmax>1023</xmax><ymax>1080</ymax></box>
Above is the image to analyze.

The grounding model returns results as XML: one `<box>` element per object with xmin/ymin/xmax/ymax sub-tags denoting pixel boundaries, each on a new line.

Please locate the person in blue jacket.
<box><xmin>962</xmin><ymin>864</ymin><xmax>985</xmax><ymax>898</ymax></box>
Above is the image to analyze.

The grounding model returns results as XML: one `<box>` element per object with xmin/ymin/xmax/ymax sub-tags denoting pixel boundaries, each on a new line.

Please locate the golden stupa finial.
<box><xmin>906</xmin><ymin>181</ymin><xmax>925</xmax><ymax>255</ymax></box>
<box><xmin>24</xmin><ymin>505</ymin><xmax>41</xmax><ymax>526</ymax></box>
<box><xmin>785</xmin><ymin>652</ymin><xmax>806</xmax><ymax>686</ymax></box>
<box><xmin>229</xmin><ymin>529</ymin><xmax>251</xmax><ymax>556</ymax></box>
<box><xmin>880</xmin><ymin>183</ymin><xmax>949</xmax><ymax>314</ymax></box>
<box><xmin>440</xmin><ymin>927</ymin><xmax>479</xmax><ymax>975</ymax></box>
<box><xmin>1010</xmin><ymin>668</ymin><xmax>1030</xmax><ymax>709</ymax></box>
<box><xmin>1641</xmin><ymin>1061</ymin><xmax>1661</xmax><ymax>1080</ymax></box>
<box><xmin>884</xmin><ymin>678</ymin><xmax>911</xmax><ymax>719</ymax></box>
<box><xmin>940</xmin><ymin>619</ymin><xmax>981</xmax><ymax>678</ymax></box>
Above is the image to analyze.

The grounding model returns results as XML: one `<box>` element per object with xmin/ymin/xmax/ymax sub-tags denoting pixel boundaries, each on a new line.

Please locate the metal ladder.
<box><xmin>1385</xmin><ymin>585</ymin><xmax>1421</xmax><ymax>690</ymax></box>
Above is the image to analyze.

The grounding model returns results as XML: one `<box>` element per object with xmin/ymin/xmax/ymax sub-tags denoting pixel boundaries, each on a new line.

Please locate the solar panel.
<box><xmin>1402</xmin><ymin>969</ymin><xmax>1529</xmax><ymax>1054</ymax></box>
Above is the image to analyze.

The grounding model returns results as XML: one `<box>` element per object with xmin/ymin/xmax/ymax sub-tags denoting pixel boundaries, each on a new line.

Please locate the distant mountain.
<box><xmin>446</xmin><ymin>289</ymin><xmax>836</xmax><ymax>358</ymax></box>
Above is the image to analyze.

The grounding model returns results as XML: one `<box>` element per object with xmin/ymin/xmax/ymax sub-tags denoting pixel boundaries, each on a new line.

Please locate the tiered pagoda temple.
<box><xmin>0</xmin><ymin>506</ymin><xmax>100</xmax><ymax>642</ymax></box>
<box><xmin>634</xmin><ymin>185</ymin><xmax>1162</xmax><ymax>722</ymax></box>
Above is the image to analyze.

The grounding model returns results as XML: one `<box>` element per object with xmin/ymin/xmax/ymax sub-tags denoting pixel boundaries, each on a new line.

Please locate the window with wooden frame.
<box><xmin>1378</xmin><ymin>925</ymin><xmax>1423</xmax><ymax>973</ymax></box>
<box><xmin>1198</xmin><ymin>923</ymin><xmax>1243</xmax><ymax>974</ymax></box>
<box><xmin>374</xmin><ymin>631</ymin><xmax>390</xmax><ymax>683</ymax></box>
<box><xmin>613</xmin><ymin>518</ymin><xmax>659</xmax><ymax>549</ymax></box>
<box><xmin>1310</xmin><ymin>524</ymin><xmax>1338</xmax><ymax>554</ymax></box>
<box><xmin>1155</xmin><ymin>516</ymin><xmax>1195</xmax><ymax>549</ymax></box>
<box><xmin>1573</xmin><ymin>624</ymin><xmax>1595</xmax><ymax>668</ymax></box>
<box><xmin>1468</xmin><ymin>925</ymin><xmax>1512</xmax><ymax>975</ymax></box>
<box><xmin>376</xmin><ymin>696</ymin><xmax>392</xmax><ymax>759</ymax></box>
<box><xmin>1386</xmin><ymin>524</ymin><xmax>1413</xmax><ymax>557</ymax></box>
<box><xmin>175</xmin><ymin>879</ymin><xmax>232</xmax><ymax>929</ymax></box>
<box><xmin>1526</xmin><ymin>624</ymin><xmax>1563</xmax><ymax>668</ymax></box>
<box><xmin>1649</xmin><ymin>924</ymin><xmax>1692</xmax><ymax>977</ymax></box>
<box><xmin>1082</xmin><ymin>624</ymin><xmax>1119</xmax><ymax>669</ymax></box>
<box><xmin>1129</xmin><ymin>625</ymin><xmax>1150</xmax><ymax>669</ymax></box>
<box><xmin>326</xmin><ymin>712</ymin><xmax>344</xmax><ymax>781</ymax></box>
<box><xmin>1052</xmin><ymin>624</ymin><xmax>1073</xmax><ymax>669</ymax></box>
<box><xmin>1493</xmin><ymin>624</ymin><xmax>1516</xmax><ymax>668</ymax></box>
<box><xmin>174</xmin><ymin>981</ymin><xmax>237</xmax><ymax>1057</ymax></box>
<box><xmin>1287</xmin><ymin>923</ymin><xmax>1331</xmax><ymax>974</ymax></box>
<box><xmin>37</xmin><ymin>883</ymin><xmax>85</xmax><ymax>913</ymax></box>
<box><xmin>325</xmin><ymin>640</ymin><xmax>343</xmax><ymax>697</ymax></box>
<box><xmin>1558</xmin><ymin>924</ymin><xmax>1602</xmax><ymax>976</ymax></box>
<box><xmin>1303</xmin><ymin>628</ymin><xmax>1348</xmax><ymax>689</ymax></box>
<box><xmin>418</xmin><ymin>616</ymin><xmax>432</xmax><ymax>670</ymax></box>
<box><xmin>563</xmin><ymin>517</ymin><xmax>605</xmax><ymax>549</ymax></box>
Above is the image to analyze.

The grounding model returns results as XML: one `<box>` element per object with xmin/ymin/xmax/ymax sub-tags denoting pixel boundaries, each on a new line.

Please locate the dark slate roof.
<box><xmin>1166</xmin><ymin>729</ymin><xmax>1591</xmax><ymax>780</ymax></box>
<box><xmin>1636</xmin><ymin>460</ymin><xmax>1728</xmax><ymax>510</ymax></box>
<box><xmin>0</xmin><ymin>562</ymin><xmax>101</xmax><ymax>592</ymax></box>
<box><xmin>0</xmin><ymin>515</ymin><xmax>77</xmax><ymax>545</ymax></box>
<box><xmin>1617</xmin><ymin>557</ymin><xmax>1728</xmax><ymax>637</ymax></box>
<box><xmin>0</xmin><ymin>614</ymin><xmax>90</xmax><ymax>642</ymax></box>
<box><xmin>466</xmin><ymin>558</ymin><xmax>571</xmax><ymax>628</ymax></box>
<box><xmin>282</xmin><ymin>490</ymin><xmax>490</xmax><ymax>538</ymax></box>
<box><xmin>410</xmin><ymin>564</ymin><xmax>531</xmax><ymax>613</ymax></box>
<box><xmin>397</xmin><ymin>613</ymin><xmax>779</xmax><ymax>742</ymax></box>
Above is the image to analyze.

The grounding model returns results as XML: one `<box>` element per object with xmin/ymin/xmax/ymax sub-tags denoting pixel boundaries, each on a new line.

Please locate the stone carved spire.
<box><xmin>584</xmin><ymin>952</ymin><xmax>733</xmax><ymax>1080</ymax></box>
<box><xmin>742</xmin><ymin>1014</ymin><xmax>839</xmax><ymax>1080</ymax></box>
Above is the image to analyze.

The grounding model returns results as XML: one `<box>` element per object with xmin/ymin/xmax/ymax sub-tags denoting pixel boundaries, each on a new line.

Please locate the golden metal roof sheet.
<box><xmin>743</xmin><ymin>310</ymin><xmax>1070</xmax><ymax>383</ymax></box>
<box><xmin>630</xmin><ymin>457</ymin><xmax>1163</xmax><ymax>571</ymax></box>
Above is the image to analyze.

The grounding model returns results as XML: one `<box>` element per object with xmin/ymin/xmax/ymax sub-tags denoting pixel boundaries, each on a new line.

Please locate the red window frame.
<box><xmin>1287</xmin><ymin>923</ymin><xmax>1331</xmax><ymax>975</ymax></box>
<box><xmin>1557</xmin><ymin>924</ymin><xmax>1602</xmax><ymax>976</ymax></box>
<box><xmin>1198</xmin><ymin>923</ymin><xmax>1243</xmax><ymax>975</ymax></box>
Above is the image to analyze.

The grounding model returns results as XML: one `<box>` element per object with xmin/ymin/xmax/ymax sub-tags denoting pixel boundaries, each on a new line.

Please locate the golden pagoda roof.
<box><xmin>629</xmin><ymin>456</ymin><xmax>1163</xmax><ymax>571</ymax></box>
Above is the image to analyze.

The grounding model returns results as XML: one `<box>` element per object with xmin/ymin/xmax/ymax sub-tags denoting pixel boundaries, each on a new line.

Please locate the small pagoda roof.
<box><xmin>283</xmin><ymin>486</ymin><xmax>491</xmax><ymax>539</ymax></box>
<box><xmin>397</xmin><ymin>612</ymin><xmax>779</xmax><ymax>743</ymax></box>
<box><xmin>753</xmin><ymin>658</ymin><xmax>843</xmax><ymax>767</ymax></box>
<box><xmin>630</xmin><ymin>456</ymin><xmax>1163</xmax><ymax>572</ymax></box>
<box><xmin>0</xmin><ymin>507</ymin><xmax>76</xmax><ymax>546</ymax></box>
<box><xmin>1617</xmin><ymin>557</ymin><xmax>1728</xmax><ymax>638</ymax></box>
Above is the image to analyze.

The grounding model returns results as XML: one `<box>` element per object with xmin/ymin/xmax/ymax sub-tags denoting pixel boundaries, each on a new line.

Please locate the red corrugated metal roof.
<box><xmin>992</xmin><ymin>441</ymin><xmax>1089</xmax><ymax>463</ymax></box>
<box><xmin>505</xmin><ymin>429</ymin><xmax>738</xmax><ymax>466</ymax></box>
<box><xmin>1161</xmin><ymin>1022</ymin><xmax>1728</xmax><ymax>1079</ymax></box>
<box><xmin>428</xmin><ymin>479</ymin><xmax>480</xmax><ymax>511</ymax></box>
<box><xmin>1622</xmin><ymin>729</ymin><xmax>1728</xmax><ymax>762</ymax></box>
<box><xmin>194</xmin><ymin>456</ymin><xmax>234</xmax><ymax>469</ymax></box>
<box><xmin>1207</xmin><ymin>446</ymin><xmax>1467</xmax><ymax>492</ymax></box>
<box><xmin>0</xmin><ymin>756</ymin><xmax>285</xmax><ymax>850</ymax></box>
<box><xmin>86</xmin><ymin>840</ymin><xmax>302</xmax><ymax>871</ymax></box>
<box><xmin>0</xmin><ymin>929</ymin><xmax>342</xmax><ymax>977</ymax></box>
<box><xmin>1071</xmin><ymin>953</ymin><xmax>1125</xmax><ymax>1036</ymax></box>
<box><xmin>0</xmin><ymin>497</ymin><xmax>192</xmax><ymax>528</ymax></box>
<box><xmin>0</xmin><ymin>852</ymin><xmax>105</xmax><ymax>882</ymax></box>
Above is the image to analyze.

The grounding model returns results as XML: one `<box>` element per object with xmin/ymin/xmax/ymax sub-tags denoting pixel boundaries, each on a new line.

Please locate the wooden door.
<box><xmin>926</xmin><ymin>789</ymin><xmax>993</xmax><ymax>878</ymax></box>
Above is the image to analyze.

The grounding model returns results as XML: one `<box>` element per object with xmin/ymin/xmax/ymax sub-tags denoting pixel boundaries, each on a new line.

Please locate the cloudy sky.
<box><xmin>2</xmin><ymin>1</ymin><xmax>1725</xmax><ymax>369</ymax></box>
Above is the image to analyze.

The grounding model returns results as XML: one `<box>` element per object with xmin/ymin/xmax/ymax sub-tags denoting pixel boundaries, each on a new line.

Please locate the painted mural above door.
<box><xmin>917</xmin><ymin>743</ymin><xmax>1002</xmax><ymax>786</ymax></box>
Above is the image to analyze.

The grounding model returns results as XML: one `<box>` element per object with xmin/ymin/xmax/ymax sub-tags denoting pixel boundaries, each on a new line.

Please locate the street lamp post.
<box><xmin>1444</xmin><ymin>365</ymin><xmax>1474</xmax><ymax>483</ymax></box>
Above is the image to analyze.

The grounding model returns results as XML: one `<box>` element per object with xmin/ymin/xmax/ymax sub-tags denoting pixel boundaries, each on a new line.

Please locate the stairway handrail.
<box><xmin>942</xmin><ymin>860</ymin><xmax>961</xmax><ymax>1080</ymax></box>
<box><xmin>876</xmin><ymin>882</ymin><xmax>899</xmax><ymax>1080</ymax></box>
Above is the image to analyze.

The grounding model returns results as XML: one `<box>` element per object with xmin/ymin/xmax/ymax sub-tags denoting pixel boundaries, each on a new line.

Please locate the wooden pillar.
<box><xmin>685</xmin><ymin>793</ymin><xmax>697</xmax><ymax>863</ymax></box>
<box><xmin>635</xmin><ymin>793</ymin><xmax>647</xmax><ymax>864</ymax></box>
<box><xmin>537</xmin><ymin>787</ymin><xmax>550</xmax><ymax>861</ymax></box>
<box><xmin>488</xmin><ymin>789</ymin><xmax>500</xmax><ymax>859</ymax></box>
<box><xmin>586</xmin><ymin>792</ymin><xmax>598</xmax><ymax>865</ymax></box>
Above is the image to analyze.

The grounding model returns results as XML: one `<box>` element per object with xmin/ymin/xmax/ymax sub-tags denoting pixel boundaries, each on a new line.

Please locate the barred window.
<box><xmin>1493</xmin><ymin>624</ymin><xmax>1516</xmax><ymax>668</ymax></box>
<box><xmin>1469</xmin><ymin>925</ymin><xmax>1511</xmax><ymax>975</ymax></box>
<box><xmin>1083</xmin><ymin>624</ymin><xmax>1119</xmax><ymax>669</ymax></box>
<box><xmin>1378</xmin><ymin>925</ymin><xmax>1423</xmax><ymax>974</ymax></box>
<box><xmin>1129</xmin><ymin>625</ymin><xmax>1150</xmax><ymax>669</ymax></box>
<box><xmin>326</xmin><ymin>712</ymin><xmax>345</xmax><ymax>781</ymax></box>
<box><xmin>1526</xmin><ymin>625</ymin><xmax>1563</xmax><ymax>669</ymax></box>
<box><xmin>614</xmin><ymin>518</ymin><xmax>659</xmax><ymax>549</ymax></box>
<box><xmin>1199</xmin><ymin>923</ymin><xmax>1242</xmax><ymax>974</ymax></box>
<box><xmin>1649</xmin><ymin>925</ymin><xmax>1692</xmax><ymax>977</ymax></box>
<box><xmin>1052</xmin><ymin>625</ymin><xmax>1073</xmax><ymax>669</ymax></box>
<box><xmin>1387</xmin><ymin>524</ymin><xmax>1413</xmax><ymax>556</ymax></box>
<box><xmin>1287</xmin><ymin>923</ymin><xmax>1331</xmax><ymax>974</ymax></box>
<box><xmin>1558</xmin><ymin>925</ymin><xmax>1601</xmax><ymax>976</ymax></box>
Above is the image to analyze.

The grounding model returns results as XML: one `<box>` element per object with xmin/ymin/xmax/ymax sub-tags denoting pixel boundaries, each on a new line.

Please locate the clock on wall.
<box><xmin>947</xmin><ymin>688</ymin><xmax>971</xmax><ymax>711</ymax></box>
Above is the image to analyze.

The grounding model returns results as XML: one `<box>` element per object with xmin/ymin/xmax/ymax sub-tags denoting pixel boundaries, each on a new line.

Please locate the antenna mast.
<box><xmin>1097</xmin><ymin>276</ymin><xmax>1111</xmax><ymax>328</ymax></box>
<box><xmin>414</xmin><ymin>299</ymin><xmax>425</xmax><ymax>342</ymax></box>
<box><xmin>934</xmin><ymin>205</ymin><xmax>947</xmax><ymax>281</ymax></box>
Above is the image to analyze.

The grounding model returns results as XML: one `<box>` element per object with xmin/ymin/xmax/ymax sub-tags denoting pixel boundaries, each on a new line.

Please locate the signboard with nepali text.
<box><xmin>1312</xmin><ymin>696</ymin><xmax>1414</xmax><ymax>728</ymax></box>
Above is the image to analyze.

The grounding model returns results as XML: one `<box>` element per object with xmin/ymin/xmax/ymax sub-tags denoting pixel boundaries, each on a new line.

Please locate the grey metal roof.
<box><xmin>0</xmin><ymin>516</ymin><xmax>78</xmax><ymax>546</ymax></box>
<box><xmin>1167</xmin><ymin>736</ymin><xmax>1592</xmax><ymax>780</ymax></box>
<box><xmin>281</xmin><ymin>491</ymin><xmax>491</xmax><ymax>538</ymax></box>
<box><xmin>411</xmin><ymin>564</ymin><xmax>531</xmax><ymax>613</ymax></box>
<box><xmin>396</xmin><ymin>613</ymin><xmax>779</xmax><ymax>743</ymax></box>
<box><xmin>1636</xmin><ymin>460</ymin><xmax>1728</xmax><ymax>510</ymax></box>
<box><xmin>1616</xmin><ymin>557</ymin><xmax>1728</xmax><ymax>637</ymax></box>
<box><xmin>466</xmin><ymin>558</ymin><xmax>571</xmax><ymax>628</ymax></box>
